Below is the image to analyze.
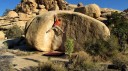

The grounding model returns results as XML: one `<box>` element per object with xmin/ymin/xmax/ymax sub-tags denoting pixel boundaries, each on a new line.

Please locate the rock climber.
<box><xmin>47</xmin><ymin>15</ymin><xmax>64</xmax><ymax>34</ymax></box>
<box><xmin>43</xmin><ymin>15</ymin><xmax>65</xmax><ymax>56</ymax></box>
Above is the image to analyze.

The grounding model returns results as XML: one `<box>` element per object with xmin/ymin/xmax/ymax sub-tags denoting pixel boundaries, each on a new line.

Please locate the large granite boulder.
<box><xmin>36</xmin><ymin>0</ymin><xmax>68</xmax><ymax>10</ymax></box>
<box><xmin>25</xmin><ymin>11</ymin><xmax>110</xmax><ymax>52</ymax></box>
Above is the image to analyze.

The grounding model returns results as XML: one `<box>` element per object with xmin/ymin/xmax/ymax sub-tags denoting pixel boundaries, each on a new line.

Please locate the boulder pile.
<box><xmin>0</xmin><ymin>0</ymin><xmax>69</xmax><ymax>31</ymax></box>
<box><xmin>0</xmin><ymin>0</ymin><xmax>114</xmax><ymax>52</ymax></box>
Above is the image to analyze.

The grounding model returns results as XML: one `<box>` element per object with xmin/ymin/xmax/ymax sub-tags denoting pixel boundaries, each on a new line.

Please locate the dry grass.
<box><xmin>0</xmin><ymin>55</ymin><xmax>14</xmax><ymax>71</ymax></box>
<box><xmin>25</xmin><ymin>11</ymin><xmax>110</xmax><ymax>52</ymax></box>
<box><xmin>22</xmin><ymin>61</ymin><xmax>67</xmax><ymax>71</ymax></box>
<box><xmin>68</xmin><ymin>51</ymin><xmax>101</xmax><ymax>70</ymax></box>
<box><xmin>7</xmin><ymin>49</ymin><xmax>37</xmax><ymax>56</ymax></box>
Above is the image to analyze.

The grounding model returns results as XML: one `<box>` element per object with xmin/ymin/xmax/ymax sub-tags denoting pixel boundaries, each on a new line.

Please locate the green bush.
<box><xmin>107</xmin><ymin>12</ymin><xmax>128</xmax><ymax>52</ymax></box>
<box><xmin>65</xmin><ymin>38</ymin><xmax>74</xmax><ymax>57</ymax></box>
<box><xmin>85</xmin><ymin>12</ymin><xmax>128</xmax><ymax>58</ymax></box>
<box><xmin>5</xmin><ymin>25</ymin><xmax>24</xmax><ymax>39</ymax></box>
<box><xmin>85</xmin><ymin>35</ymin><xmax>120</xmax><ymax>59</ymax></box>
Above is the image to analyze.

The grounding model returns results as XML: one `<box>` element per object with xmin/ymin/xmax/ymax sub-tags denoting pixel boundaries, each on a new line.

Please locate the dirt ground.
<box><xmin>0</xmin><ymin>40</ymin><xmax>69</xmax><ymax>70</ymax></box>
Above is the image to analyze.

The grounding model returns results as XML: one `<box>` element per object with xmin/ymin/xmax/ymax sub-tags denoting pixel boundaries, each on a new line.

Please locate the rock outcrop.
<box><xmin>18</xmin><ymin>13</ymin><xmax>30</xmax><ymax>21</ymax></box>
<box><xmin>74</xmin><ymin>4</ymin><xmax>101</xmax><ymax>18</ymax></box>
<box><xmin>0</xmin><ymin>0</ymin><xmax>69</xmax><ymax>35</ymax></box>
<box><xmin>68</xmin><ymin>4</ymin><xmax>77</xmax><ymax>11</ymax></box>
<box><xmin>0</xmin><ymin>12</ymin><xmax>31</xmax><ymax>30</ymax></box>
<box><xmin>101</xmin><ymin>8</ymin><xmax>121</xmax><ymax>13</ymax></box>
<box><xmin>77</xmin><ymin>2</ymin><xmax>84</xmax><ymax>7</ymax></box>
<box><xmin>16</xmin><ymin>0</ymin><xmax>37</xmax><ymax>14</ymax></box>
<box><xmin>0</xmin><ymin>31</ymin><xmax>5</xmax><ymax>40</ymax></box>
<box><xmin>15</xmin><ymin>0</ymin><xmax>68</xmax><ymax>14</ymax></box>
<box><xmin>100</xmin><ymin>8</ymin><xmax>122</xmax><ymax>18</ymax></box>
<box><xmin>25</xmin><ymin>11</ymin><xmax>110</xmax><ymax>52</ymax></box>
<box><xmin>6</xmin><ymin>11</ymin><xmax>18</xmax><ymax>18</ymax></box>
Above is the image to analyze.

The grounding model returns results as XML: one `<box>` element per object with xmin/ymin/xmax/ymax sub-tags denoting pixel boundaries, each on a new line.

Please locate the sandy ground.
<box><xmin>0</xmin><ymin>39</ymin><xmax>69</xmax><ymax>70</ymax></box>
<box><xmin>2</xmin><ymin>51</ymin><xmax>68</xmax><ymax>70</ymax></box>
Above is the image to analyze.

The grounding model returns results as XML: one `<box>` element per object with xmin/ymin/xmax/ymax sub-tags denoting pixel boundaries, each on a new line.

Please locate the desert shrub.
<box><xmin>85</xmin><ymin>35</ymin><xmax>120</xmax><ymax>59</ymax></box>
<box><xmin>5</xmin><ymin>25</ymin><xmax>24</xmax><ymax>39</ymax></box>
<box><xmin>68</xmin><ymin>51</ymin><xmax>101</xmax><ymax>71</ymax></box>
<box><xmin>65</xmin><ymin>38</ymin><xmax>74</xmax><ymax>57</ymax></box>
<box><xmin>22</xmin><ymin>61</ymin><xmax>67</xmax><ymax>71</ymax></box>
<box><xmin>0</xmin><ymin>48</ymin><xmax>8</xmax><ymax>55</ymax></box>
<box><xmin>107</xmin><ymin>12</ymin><xmax>128</xmax><ymax>52</ymax></box>
<box><xmin>0</xmin><ymin>55</ymin><xmax>14</xmax><ymax>71</ymax></box>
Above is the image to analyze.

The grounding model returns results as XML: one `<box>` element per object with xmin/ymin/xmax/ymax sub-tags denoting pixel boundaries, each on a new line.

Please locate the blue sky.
<box><xmin>0</xmin><ymin>0</ymin><xmax>127</xmax><ymax>16</ymax></box>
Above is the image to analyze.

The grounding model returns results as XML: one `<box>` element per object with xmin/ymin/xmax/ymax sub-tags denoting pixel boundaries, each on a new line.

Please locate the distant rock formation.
<box><xmin>15</xmin><ymin>0</ymin><xmax>68</xmax><ymax>14</ymax></box>
<box><xmin>74</xmin><ymin>4</ymin><xmax>101</xmax><ymax>18</ymax></box>
<box><xmin>77</xmin><ymin>2</ymin><xmax>84</xmax><ymax>7</ymax></box>
<box><xmin>100</xmin><ymin>8</ymin><xmax>121</xmax><ymax>18</ymax></box>
<box><xmin>101</xmin><ymin>8</ymin><xmax>121</xmax><ymax>13</ymax></box>
<box><xmin>25</xmin><ymin>11</ymin><xmax>110</xmax><ymax>52</ymax></box>
<box><xmin>124</xmin><ymin>8</ymin><xmax>128</xmax><ymax>13</ymax></box>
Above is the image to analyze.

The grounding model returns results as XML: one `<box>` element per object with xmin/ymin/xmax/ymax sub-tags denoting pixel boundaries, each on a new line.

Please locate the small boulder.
<box><xmin>74</xmin><ymin>4</ymin><xmax>101</xmax><ymax>18</ymax></box>
<box><xmin>39</xmin><ymin>5</ymin><xmax>45</xmax><ymax>9</ymax></box>
<box><xmin>0</xmin><ymin>17</ymin><xmax>5</xmax><ymax>20</ymax></box>
<box><xmin>38</xmin><ymin>9</ymin><xmax>48</xmax><ymax>15</ymax></box>
<box><xmin>32</xmin><ymin>9</ymin><xmax>39</xmax><ymax>14</ymax></box>
<box><xmin>101</xmin><ymin>12</ymin><xmax>112</xmax><ymax>18</ymax></box>
<box><xmin>0</xmin><ymin>31</ymin><xmax>5</xmax><ymax>40</ymax></box>
<box><xmin>77</xmin><ymin>2</ymin><xmax>84</xmax><ymax>7</ymax></box>
<box><xmin>68</xmin><ymin>4</ymin><xmax>77</xmax><ymax>11</ymax></box>
<box><xmin>18</xmin><ymin>13</ymin><xmax>30</xmax><ymax>21</ymax></box>
<box><xmin>96</xmin><ymin>17</ymin><xmax>107</xmax><ymax>21</ymax></box>
<box><xmin>101</xmin><ymin>8</ymin><xmax>121</xmax><ymax>13</ymax></box>
<box><xmin>54</xmin><ymin>1</ymin><xmax>59</xmax><ymax>10</ymax></box>
<box><xmin>6</xmin><ymin>11</ymin><xmax>18</xmax><ymax>18</ymax></box>
<box><xmin>57</xmin><ymin>0</ymin><xmax>68</xmax><ymax>10</ymax></box>
<box><xmin>13</xmin><ymin>18</ymin><xmax>19</xmax><ymax>22</ymax></box>
<box><xmin>25</xmin><ymin>11</ymin><xmax>110</xmax><ymax>52</ymax></box>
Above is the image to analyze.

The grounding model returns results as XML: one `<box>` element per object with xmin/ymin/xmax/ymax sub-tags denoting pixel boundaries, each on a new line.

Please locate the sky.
<box><xmin>0</xmin><ymin>0</ymin><xmax>128</xmax><ymax>16</ymax></box>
